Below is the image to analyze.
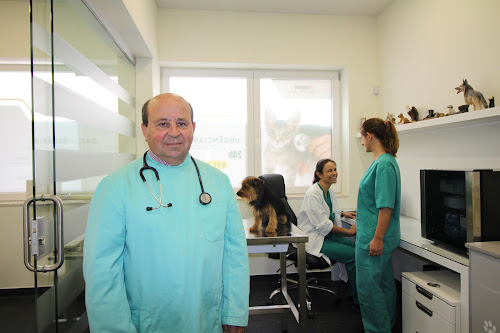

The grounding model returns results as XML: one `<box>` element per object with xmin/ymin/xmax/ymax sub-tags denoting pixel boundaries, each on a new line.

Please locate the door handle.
<box><xmin>23</xmin><ymin>194</ymin><xmax>64</xmax><ymax>272</ymax></box>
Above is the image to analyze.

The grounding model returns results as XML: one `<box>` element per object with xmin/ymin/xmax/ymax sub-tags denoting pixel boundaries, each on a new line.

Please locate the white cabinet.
<box><xmin>402</xmin><ymin>270</ymin><xmax>461</xmax><ymax>333</ymax></box>
<box><xmin>466</xmin><ymin>241</ymin><xmax>500</xmax><ymax>333</ymax></box>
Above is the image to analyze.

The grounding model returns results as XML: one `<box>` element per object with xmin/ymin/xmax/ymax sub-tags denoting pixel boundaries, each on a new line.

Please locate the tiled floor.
<box><xmin>248</xmin><ymin>273</ymin><xmax>403</xmax><ymax>333</ymax></box>
<box><xmin>0</xmin><ymin>273</ymin><xmax>402</xmax><ymax>332</ymax></box>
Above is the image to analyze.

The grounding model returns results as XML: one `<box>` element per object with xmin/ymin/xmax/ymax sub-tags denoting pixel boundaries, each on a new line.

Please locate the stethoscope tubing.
<box><xmin>139</xmin><ymin>151</ymin><xmax>212</xmax><ymax>211</ymax></box>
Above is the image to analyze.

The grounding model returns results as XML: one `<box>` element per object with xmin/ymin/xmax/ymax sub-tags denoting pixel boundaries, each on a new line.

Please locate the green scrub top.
<box><xmin>356</xmin><ymin>153</ymin><xmax>401</xmax><ymax>253</ymax></box>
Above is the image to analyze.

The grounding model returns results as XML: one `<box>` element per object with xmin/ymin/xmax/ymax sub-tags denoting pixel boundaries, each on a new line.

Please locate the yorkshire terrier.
<box><xmin>236</xmin><ymin>176</ymin><xmax>289</xmax><ymax>235</ymax></box>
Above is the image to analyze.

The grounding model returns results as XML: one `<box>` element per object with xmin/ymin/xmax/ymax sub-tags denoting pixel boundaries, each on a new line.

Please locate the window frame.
<box><xmin>161</xmin><ymin>67</ymin><xmax>343</xmax><ymax>195</ymax></box>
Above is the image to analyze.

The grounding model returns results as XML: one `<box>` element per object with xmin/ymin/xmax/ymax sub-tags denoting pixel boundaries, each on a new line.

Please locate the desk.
<box><xmin>398</xmin><ymin>216</ymin><xmax>469</xmax><ymax>332</ymax></box>
<box><xmin>344</xmin><ymin>215</ymin><xmax>470</xmax><ymax>332</ymax></box>
<box><xmin>244</xmin><ymin>219</ymin><xmax>309</xmax><ymax>333</ymax></box>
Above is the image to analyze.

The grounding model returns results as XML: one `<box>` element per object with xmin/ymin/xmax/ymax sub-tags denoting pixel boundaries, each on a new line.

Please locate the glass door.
<box><xmin>20</xmin><ymin>0</ymin><xmax>136</xmax><ymax>331</ymax></box>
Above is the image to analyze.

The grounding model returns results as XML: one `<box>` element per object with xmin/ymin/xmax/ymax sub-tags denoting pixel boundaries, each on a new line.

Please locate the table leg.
<box><xmin>280</xmin><ymin>252</ymin><xmax>288</xmax><ymax>331</ymax></box>
<box><xmin>297</xmin><ymin>242</ymin><xmax>307</xmax><ymax>332</ymax></box>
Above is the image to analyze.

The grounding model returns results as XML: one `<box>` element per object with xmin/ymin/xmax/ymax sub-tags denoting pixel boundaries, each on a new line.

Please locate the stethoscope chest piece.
<box><xmin>199</xmin><ymin>192</ymin><xmax>212</xmax><ymax>205</ymax></box>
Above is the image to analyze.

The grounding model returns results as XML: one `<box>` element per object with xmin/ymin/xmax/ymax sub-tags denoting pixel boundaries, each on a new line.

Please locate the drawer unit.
<box><xmin>402</xmin><ymin>270</ymin><xmax>461</xmax><ymax>333</ymax></box>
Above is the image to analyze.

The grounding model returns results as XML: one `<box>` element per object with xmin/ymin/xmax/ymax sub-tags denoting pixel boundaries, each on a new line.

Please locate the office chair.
<box><xmin>258</xmin><ymin>174</ymin><xmax>340</xmax><ymax>319</ymax></box>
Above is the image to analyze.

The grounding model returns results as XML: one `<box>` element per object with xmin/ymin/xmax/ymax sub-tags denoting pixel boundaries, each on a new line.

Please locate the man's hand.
<box><xmin>308</xmin><ymin>134</ymin><xmax>331</xmax><ymax>159</ymax></box>
<box><xmin>298</xmin><ymin>134</ymin><xmax>332</xmax><ymax>176</ymax></box>
<box><xmin>222</xmin><ymin>325</ymin><xmax>245</xmax><ymax>333</ymax></box>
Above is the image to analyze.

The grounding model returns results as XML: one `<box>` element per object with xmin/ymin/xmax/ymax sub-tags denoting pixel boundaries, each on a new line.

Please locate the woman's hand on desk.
<box><xmin>342</xmin><ymin>211</ymin><xmax>357</xmax><ymax>219</ymax></box>
<box><xmin>346</xmin><ymin>223</ymin><xmax>356</xmax><ymax>236</ymax></box>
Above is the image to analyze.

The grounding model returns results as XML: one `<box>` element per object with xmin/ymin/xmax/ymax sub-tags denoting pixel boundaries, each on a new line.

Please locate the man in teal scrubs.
<box><xmin>356</xmin><ymin>118</ymin><xmax>401</xmax><ymax>333</ymax></box>
<box><xmin>83</xmin><ymin>93</ymin><xmax>249</xmax><ymax>332</ymax></box>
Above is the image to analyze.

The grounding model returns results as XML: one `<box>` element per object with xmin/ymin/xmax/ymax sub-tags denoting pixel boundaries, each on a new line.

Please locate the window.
<box><xmin>161</xmin><ymin>68</ymin><xmax>341</xmax><ymax>193</ymax></box>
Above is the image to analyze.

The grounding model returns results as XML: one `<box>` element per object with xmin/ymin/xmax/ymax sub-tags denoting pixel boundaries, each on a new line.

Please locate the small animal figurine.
<box><xmin>407</xmin><ymin>106</ymin><xmax>419</xmax><ymax>122</ymax></box>
<box><xmin>489</xmin><ymin>97</ymin><xmax>495</xmax><ymax>108</ymax></box>
<box><xmin>455</xmin><ymin>79</ymin><xmax>488</xmax><ymax>111</ymax></box>
<box><xmin>236</xmin><ymin>176</ymin><xmax>290</xmax><ymax>235</ymax></box>
<box><xmin>446</xmin><ymin>105</ymin><xmax>456</xmax><ymax>115</ymax></box>
<box><xmin>423</xmin><ymin>109</ymin><xmax>435</xmax><ymax>120</ymax></box>
<box><xmin>458</xmin><ymin>105</ymin><xmax>469</xmax><ymax>113</ymax></box>
<box><xmin>397</xmin><ymin>113</ymin><xmax>410</xmax><ymax>124</ymax></box>
<box><xmin>385</xmin><ymin>113</ymin><xmax>395</xmax><ymax>124</ymax></box>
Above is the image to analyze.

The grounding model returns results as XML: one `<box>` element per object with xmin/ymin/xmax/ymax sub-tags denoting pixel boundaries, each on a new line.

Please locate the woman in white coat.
<box><xmin>298</xmin><ymin>158</ymin><xmax>359</xmax><ymax>307</ymax></box>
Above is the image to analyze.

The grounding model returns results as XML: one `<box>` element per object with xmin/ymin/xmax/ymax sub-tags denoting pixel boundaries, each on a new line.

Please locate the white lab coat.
<box><xmin>298</xmin><ymin>183</ymin><xmax>348</xmax><ymax>282</ymax></box>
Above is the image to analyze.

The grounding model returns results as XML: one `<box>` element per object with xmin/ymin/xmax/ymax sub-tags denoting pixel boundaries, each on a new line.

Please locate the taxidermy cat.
<box><xmin>263</xmin><ymin>107</ymin><xmax>301</xmax><ymax>186</ymax></box>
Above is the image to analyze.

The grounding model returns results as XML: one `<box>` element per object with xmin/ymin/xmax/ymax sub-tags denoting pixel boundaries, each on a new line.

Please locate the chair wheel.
<box><xmin>307</xmin><ymin>310</ymin><xmax>315</xmax><ymax>319</ymax></box>
<box><xmin>267</xmin><ymin>298</ymin><xmax>273</xmax><ymax>305</ymax></box>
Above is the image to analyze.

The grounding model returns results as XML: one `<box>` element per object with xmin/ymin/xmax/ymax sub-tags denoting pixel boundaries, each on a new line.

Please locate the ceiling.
<box><xmin>155</xmin><ymin>0</ymin><xmax>394</xmax><ymax>16</ymax></box>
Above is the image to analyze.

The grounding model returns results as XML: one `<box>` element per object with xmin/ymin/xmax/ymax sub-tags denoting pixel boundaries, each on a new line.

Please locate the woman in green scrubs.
<box><xmin>356</xmin><ymin>118</ymin><xmax>401</xmax><ymax>333</ymax></box>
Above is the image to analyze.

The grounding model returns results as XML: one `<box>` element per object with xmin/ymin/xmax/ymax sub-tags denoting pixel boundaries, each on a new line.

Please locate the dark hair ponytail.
<box><xmin>313</xmin><ymin>158</ymin><xmax>336</xmax><ymax>184</ymax></box>
<box><xmin>360</xmin><ymin>118</ymin><xmax>399</xmax><ymax>157</ymax></box>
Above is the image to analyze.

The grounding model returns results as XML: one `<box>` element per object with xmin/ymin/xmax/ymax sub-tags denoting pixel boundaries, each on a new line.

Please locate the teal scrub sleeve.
<box><xmin>83</xmin><ymin>176</ymin><xmax>137</xmax><ymax>333</ymax></box>
<box><xmin>374</xmin><ymin>161</ymin><xmax>397</xmax><ymax>209</ymax></box>
<box><xmin>221</xmin><ymin>175</ymin><xmax>250</xmax><ymax>327</ymax></box>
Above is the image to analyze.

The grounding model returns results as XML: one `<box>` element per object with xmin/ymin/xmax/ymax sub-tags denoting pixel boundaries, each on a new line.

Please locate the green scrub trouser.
<box><xmin>320</xmin><ymin>233</ymin><xmax>357</xmax><ymax>304</ymax></box>
<box><xmin>355</xmin><ymin>246</ymin><xmax>397</xmax><ymax>333</ymax></box>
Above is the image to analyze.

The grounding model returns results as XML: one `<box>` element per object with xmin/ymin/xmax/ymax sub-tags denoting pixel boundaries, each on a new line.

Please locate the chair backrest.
<box><xmin>258</xmin><ymin>174</ymin><xmax>297</xmax><ymax>226</ymax></box>
<box><xmin>259</xmin><ymin>174</ymin><xmax>330</xmax><ymax>270</ymax></box>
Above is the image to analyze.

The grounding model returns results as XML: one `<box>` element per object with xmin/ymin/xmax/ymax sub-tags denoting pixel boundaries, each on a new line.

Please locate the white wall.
<box><xmin>0</xmin><ymin>1</ymin><xmax>36</xmax><ymax>288</ymax></box>
<box><xmin>0</xmin><ymin>1</ymin><xmax>29</xmax><ymax>57</ymax></box>
<box><xmin>88</xmin><ymin>0</ymin><xmax>161</xmax><ymax>156</ymax></box>
<box><xmin>157</xmin><ymin>9</ymin><xmax>381</xmax><ymax>210</ymax></box>
<box><xmin>377</xmin><ymin>0</ymin><xmax>500</xmax><ymax>218</ymax></box>
<box><xmin>122</xmin><ymin>0</ymin><xmax>158</xmax><ymax>57</ymax></box>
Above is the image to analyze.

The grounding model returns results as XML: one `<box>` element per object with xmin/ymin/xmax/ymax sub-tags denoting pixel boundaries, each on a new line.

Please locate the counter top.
<box><xmin>343</xmin><ymin>215</ymin><xmax>470</xmax><ymax>267</ymax></box>
<box><xmin>399</xmin><ymin>216</ymin><xmax>469</xmax><ymax>266</ymax></box>
<box><xmin>465</xmin><ymin>241</ymin><xmax>500</xmax><ymax>259</ymax></box>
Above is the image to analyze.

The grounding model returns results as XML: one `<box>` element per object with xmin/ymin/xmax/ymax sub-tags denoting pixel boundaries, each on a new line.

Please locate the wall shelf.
<box><xmin>356</xmin><ymin>106</ymin><xmax>500</xmax><ymax>137</ymax></box>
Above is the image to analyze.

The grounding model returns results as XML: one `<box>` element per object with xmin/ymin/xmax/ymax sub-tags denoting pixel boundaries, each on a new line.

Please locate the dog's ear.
<box><xmin>252</xmin><ymin>177</ymin><xmax>265</xmax><ymax>189</ymax></box>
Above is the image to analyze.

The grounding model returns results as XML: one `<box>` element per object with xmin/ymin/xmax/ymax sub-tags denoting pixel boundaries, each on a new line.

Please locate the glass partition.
<box><xmin>1</xmin><ymin>0</ymin><xmax>136</xmax><ymax>331</ymax></box>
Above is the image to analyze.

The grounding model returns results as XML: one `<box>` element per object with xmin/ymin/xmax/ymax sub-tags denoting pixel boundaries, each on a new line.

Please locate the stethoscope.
<box><xmin>139</xmin><ymin>151</ymin><xmax>212</xmax><ymax>211</ymax></box>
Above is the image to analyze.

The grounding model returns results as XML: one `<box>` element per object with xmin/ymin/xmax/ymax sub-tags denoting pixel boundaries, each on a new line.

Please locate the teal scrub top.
<box><xmin>356</xmin><ymin>153</ymin><xmax>401</xmax><ymax>253</ymax></box>
<box><xmin>317</xmin><ymin>183</ymin><xmax>336</xmax><ymax>223</ymax></box>
<box><xmin>83</xmin><ymin>154</ymin><xmax>250</xmax><ymax>332</ymax></box>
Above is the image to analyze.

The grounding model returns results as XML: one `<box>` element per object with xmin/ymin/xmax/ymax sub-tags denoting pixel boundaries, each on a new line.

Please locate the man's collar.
<box><xmin>147</xmin><ymin>150</ymin><xmax>190</xmax><ymax>167</ymax></box>
<box><xmin>148</xmin><ymin>150</ymin><xmax>172</xmax><ymax>166</ymax></box>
